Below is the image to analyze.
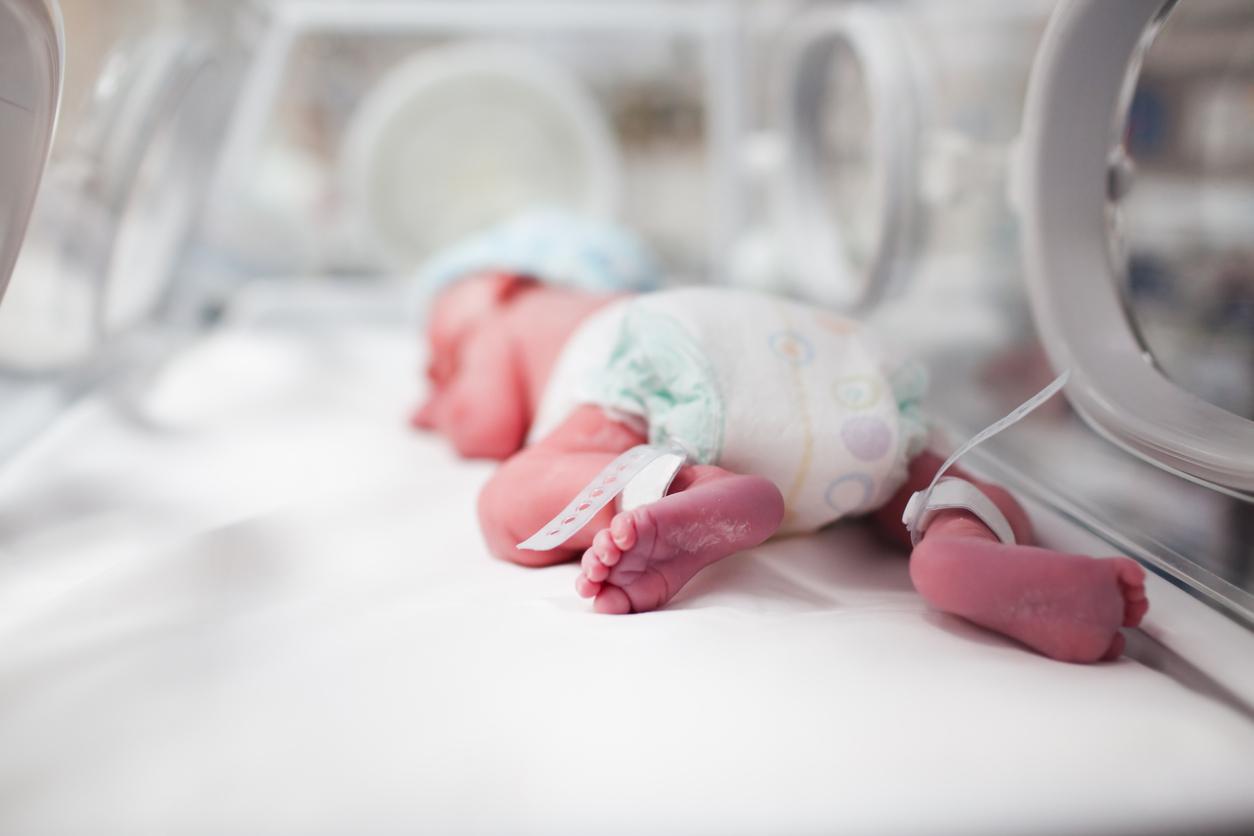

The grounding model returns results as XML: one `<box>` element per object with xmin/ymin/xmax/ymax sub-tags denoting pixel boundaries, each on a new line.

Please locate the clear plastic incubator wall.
<box><xmin>1</xmin><ymin>0</ymin><xmax>1253</xmax><ymax>833</ymax></box>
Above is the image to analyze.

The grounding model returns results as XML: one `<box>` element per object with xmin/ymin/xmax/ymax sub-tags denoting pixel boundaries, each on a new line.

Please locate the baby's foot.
<box><xmin>913</xmin><ymin>537</ymin><xmax>1149</xmax><ymax>663</ymax></box>
<box><xmin>574</xmin><ymin>472</ymin><xmax>784</xmax><ymax>613</ymax></box>
<box><xmin>1019</xmin><ymin>556</ymin><xmax>1149</xmax><ymax>662</ymax></box>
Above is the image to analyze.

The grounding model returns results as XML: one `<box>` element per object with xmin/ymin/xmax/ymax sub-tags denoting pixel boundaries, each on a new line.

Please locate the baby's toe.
<box><xmin>1114</xmin><ymin>557</ymin><xmax>1146</xmax><ymax>587</ymax></box>
<box><xmin>609</xmin><ymin>512</ymin><xmax>638</xmax><ymax>553</ymax></box>
<box><xmin>575</xmin><ymin>573</ymin><xmax>602</xmax><ymax>599</ymax></box>
<box><xmin>1114</xmin><ymin>558</ymin><xmax>1149</xmax><ymax>627</ymax></box>
<box><xmin>593</xmin><ymin>528</ymin><xmax>622</xmax><ymax>567</ymax></box>
<box><xmin>582</xmin><ymin>547</ymin><xmax>611</xmax><ymax>583</ymax></box>
<box><xmin>594</xmin><ymin>584</ymin><xmax>633</xmax><ymax>615</ymax></box>
<box><xmin>1124</xmin><ymin>594</ymin><xmax>1149</xmax><ymax>627</ymax></box>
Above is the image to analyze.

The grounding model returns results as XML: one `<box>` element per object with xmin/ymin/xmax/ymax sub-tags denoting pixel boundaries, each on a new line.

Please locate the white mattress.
<box><xmin>0</xmin><ymin>284</ymin><xmax>1251</xmax><ymax>836</ymax></box>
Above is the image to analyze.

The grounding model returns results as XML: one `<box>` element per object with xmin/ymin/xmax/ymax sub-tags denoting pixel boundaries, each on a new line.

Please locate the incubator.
<box><xmin>771</xmin><ymin>0</ymin><xmax>1054</xmax><ymax>309</ymax></box>
<box><xmin>1</xmin><ymin>1</ymin><xmax>1253</xmax><ymax>834</ymax></box>
<box><xmin>0</xmin><ymin>0</ymin><xmax>59</xmax><ymax>305</ymax></box>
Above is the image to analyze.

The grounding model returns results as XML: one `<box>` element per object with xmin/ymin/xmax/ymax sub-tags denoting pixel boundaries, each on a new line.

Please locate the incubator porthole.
<box><xmin>100</xmin><ymin>33</ymin><xmax>228</xmax><ymax>337</ymax></box>
<box><xmin>341</xmin><ymin>44</ymin><xmax>621</xmax><ymax>273</ymax></box>
<box><xmin>777</xmin><ymin>7</ymin><xmax>919</xmax><ymax>312</ymax></box>
<box><xmin>1020</xmin><ymin>0</ymin><xmax>1254</xmax><ymax>494</ymax></box>
<box><xmin>816</xmin><ymin>39</ymin><xmax>881</xmax><ymax>279</ymax></box>
<box><xmin>0</xmin><ymin>0</ymin><xmax>61</xmax><ymax>305</ymax></box>
<box><xmin>1109</xmin><ymin>0</ymin><xmax>1254</xmax><ymax>421</ymax></box>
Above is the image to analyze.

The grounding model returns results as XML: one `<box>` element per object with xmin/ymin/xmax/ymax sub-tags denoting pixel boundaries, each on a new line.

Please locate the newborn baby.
<box><xmin>413</xmin><ymin>214</ymin><xmax>1148</xmax><ymax>664</ymax></box>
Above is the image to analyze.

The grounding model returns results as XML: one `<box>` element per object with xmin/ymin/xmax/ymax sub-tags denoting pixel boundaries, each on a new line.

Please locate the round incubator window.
<box><xmin>102</xmin><ymin>32</ymin><xmax>224</xmax><ymax>336</ymax></box>
<box><xmin>815</xmin><ymin>38</ymin><xmax>881</xmax><ymax>280</ymax></box>
<box><xmin>342</xmin><ymin>44</ymin><xmax>620</xmax><ymax>272</ymax></box>
<box><xmin>1112</xmin><ymin>0</ymin><xmax>1254</xmax><ymax>421</ymax></box>
<box><xmin>0</xmin><ymin>0</ymin><xmax>61</xmax><ymax>301</ymax></box>
<box><xmin>1019</xmin><ymin>0</ymin><xmax>1254</xmax><ymax>495</ymax></box>
<box><xmin>778</xmin><ymin>6</ymin><xmax>918</xmax><ymax>312</ymax></box>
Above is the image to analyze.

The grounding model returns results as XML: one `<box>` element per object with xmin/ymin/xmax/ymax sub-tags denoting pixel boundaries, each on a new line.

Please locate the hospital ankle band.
<box><xmin>902</xmin><ymin>477</ymin><xmax>1017</xmax><ymax>545</ymax></box>
<box><xmin>517</xmin><ymin>443</ymin><xmax>688</xmax><ymax>551</ymax></box>
<box><xmin>901</xmin><ymin>370</ymin><xmax>1070</xmax><ymax>546</ymax></box>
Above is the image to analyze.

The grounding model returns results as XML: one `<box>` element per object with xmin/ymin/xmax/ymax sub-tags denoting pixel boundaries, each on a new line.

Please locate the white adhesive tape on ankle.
<box><xmin>902</xmin><ymin>477</ymin><xmax>1016</xmax><ymax>546</ymax></box>
<box><xmin>517</xmin><ymin>443</ymin><xmax>687</xmax><ymax>552</ymax></box>
<box><xmin>901</xmin><ymin>370</ymin><xmax>1069</xmax><ymax>546</ymax></box>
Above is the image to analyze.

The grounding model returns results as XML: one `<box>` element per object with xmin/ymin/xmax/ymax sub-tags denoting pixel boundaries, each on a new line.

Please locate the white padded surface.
<box><xmin>0</xmin><ymin>285</ymin><xmax>1251</xmax><ymax>836</ymax></box>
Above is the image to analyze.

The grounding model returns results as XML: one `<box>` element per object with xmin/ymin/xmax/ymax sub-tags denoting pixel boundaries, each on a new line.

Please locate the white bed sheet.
<box><xmin>0</xmin><ymin>286</ymin><xmax>1252</xmax><ymax>836</ymax></box>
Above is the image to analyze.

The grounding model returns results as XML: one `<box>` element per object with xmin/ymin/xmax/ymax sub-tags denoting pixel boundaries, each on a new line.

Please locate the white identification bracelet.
<box><xmin>517</xmin><ymin>443</ymin><xmax>688</xmax><ymax>552</ymax></box>
<box><xmin>901</xmin><ymin>370</ymin><xmax>1070</xmax><ymax>546</ymax></box>
<box><xmin>902</xmin><ymin>477</ymin><xmax>1018</xmax><ymax>546</ymax></box>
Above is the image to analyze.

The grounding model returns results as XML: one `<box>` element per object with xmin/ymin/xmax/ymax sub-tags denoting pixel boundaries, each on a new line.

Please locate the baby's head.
<box><xmin>411</xmin><ymin>271</ymin><xmax>534</xmax><ymax>442</ymax></box>
<box><xmin>410</xmin><ymin>208</ymin><xmax>663</xmax><ymax>455</ymax></box>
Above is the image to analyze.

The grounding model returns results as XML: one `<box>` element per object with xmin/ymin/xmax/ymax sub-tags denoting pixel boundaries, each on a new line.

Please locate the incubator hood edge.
<box><xmin>0</xmin><ymin>0</ymin><xmax>63</xmax><ymax>301</ymax></box>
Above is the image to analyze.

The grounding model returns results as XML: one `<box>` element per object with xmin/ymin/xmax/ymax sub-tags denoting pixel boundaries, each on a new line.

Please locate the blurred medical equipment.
<box><xmin>342</xmin><ymin>43</ymin><xmax>624</xmax><ymax>271</ymax></box>
<box><xmin>773</xmin><ymin>0</ymin><xmax>1055</xmax><ymax>310</ymax></box>
<box><xmin>211</xmin><ymin>0</ymin><xmax>739</xmax><ymax>279</ymax></box>
<box><xmin>1</xmin><ymin>1</ymin><xmax>1253</xmax><ymax>834</ymax></box>
<box><xmin>0</xmin><ymin>0</ymin><xmax>60</xmax><ymax>306</ymax></box>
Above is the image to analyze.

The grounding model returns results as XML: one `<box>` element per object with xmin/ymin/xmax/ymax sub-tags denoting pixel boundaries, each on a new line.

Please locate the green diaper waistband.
<box><xmin>582</xmin><ymin>306</ymin><xmax>726</xmax><ymax>465</ymax></box>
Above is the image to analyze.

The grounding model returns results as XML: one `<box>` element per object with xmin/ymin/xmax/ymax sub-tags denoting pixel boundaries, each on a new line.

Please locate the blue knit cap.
<box><xmin>417</xmin><ymin>208</ymin><xmax>663</xmax><ymax>299</ymax></box>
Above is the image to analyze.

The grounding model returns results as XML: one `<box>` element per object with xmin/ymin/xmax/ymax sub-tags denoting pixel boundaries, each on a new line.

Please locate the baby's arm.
<box><xmin>872</xmin><ymin>452</ymin><xmax>1148</xmax><ymax>663</ymax></box>
<box><xmin>478</xmin><ymin>406</ymin><xmax>647</xmax><ymax>566</ymax></box>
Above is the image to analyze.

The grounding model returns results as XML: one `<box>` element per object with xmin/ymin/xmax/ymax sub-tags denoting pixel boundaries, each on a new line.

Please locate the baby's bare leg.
<box><xmin>478</xmin><ymin>406</ymin><xmax>645</xmax><ymax>567</ymax></box>
<box><xmin>873</xmin><ymin>453</ymin><xmax>1149</xmax><ymax>663</ymax></box>
<box><xmin>576</xmin><ymin>466</ymin><xmax>785</xmax><ymax>614</ymax></box>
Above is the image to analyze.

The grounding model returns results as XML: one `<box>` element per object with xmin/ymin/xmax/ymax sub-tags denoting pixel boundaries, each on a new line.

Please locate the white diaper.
<box><xmin>529</xmin><ymin>287</ymin><xmax>929</xmax><ymax>534</ymax></box>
